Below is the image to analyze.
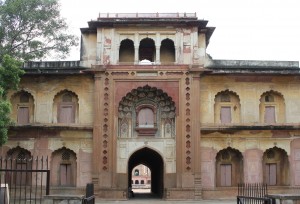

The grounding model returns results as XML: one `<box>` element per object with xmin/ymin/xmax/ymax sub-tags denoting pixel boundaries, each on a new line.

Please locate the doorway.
<box><xmin>128</xmin><ymin>147</ymin><xmax>164</xmax><ymax>199</ymax></box>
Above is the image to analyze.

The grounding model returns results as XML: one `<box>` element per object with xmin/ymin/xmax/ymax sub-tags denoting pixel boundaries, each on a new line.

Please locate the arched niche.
<box><xmin>10</xmin><ymin>91</ymin><xmax>35</xmax><ymax>124</ymax></box>
<box><xmin>262</xmin><ymin>146</ymin><xmax>289</xmax><ymax>186</ymax></box>
<box><xmin>51</xmin><ymin>147</ymin><xmax>77</xmax><ymax>187</ymax></box>
<box><xmin>214</xmin><ymin>90</ymin><xmax>241</xmax><ymax>124</ymax></box>
<box><xmin>118</xmin><ymin>85</ymin><xmax>176</xmax><ymax>138</ymax></box>
<box><xmin>53</xmin><ymin>90</ymin><xmax>79</xmax><ymax>124</ymax></box>
<box><xmin>259</xmin><ymin>90</ymin><xmax>285</xmax><ymax>124</ymax></box>
<box><xmin>215</xmin><ymin>147</ymin><xmax>243</xmax><ymax>187</ymax></box>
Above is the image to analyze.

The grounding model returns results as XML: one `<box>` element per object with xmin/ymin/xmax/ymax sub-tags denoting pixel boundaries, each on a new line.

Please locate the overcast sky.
<box><xmin>59</xmin><ymin>0</ymin><xmax>300</xmax><ymax>62</ymax></box>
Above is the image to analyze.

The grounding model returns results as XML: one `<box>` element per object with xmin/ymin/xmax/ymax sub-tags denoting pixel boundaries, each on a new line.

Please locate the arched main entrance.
<box><xmin>128</xmin><ymin>147</ymin><xmax>164</xmax><ymax>198</ymax></box>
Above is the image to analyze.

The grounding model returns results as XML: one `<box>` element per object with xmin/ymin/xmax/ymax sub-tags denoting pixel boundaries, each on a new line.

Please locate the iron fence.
<box><xmin>237</xmin><ymin>183</ymin><xmax>273</xmax><ymax>204</ymax></box>
<box><xmin>0</xmin><ymin>156</ymin><xmax>50</xmax><ymax>204</ymax></box>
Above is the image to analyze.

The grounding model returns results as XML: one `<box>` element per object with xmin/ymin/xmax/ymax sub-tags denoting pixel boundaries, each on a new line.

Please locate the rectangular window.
<box><xmin>58</xmin><ymin>105</ymin><xmax>74</xmax><ymax>123</ymax></box>
<box><xmin>220</xmin><ymin>164</ymin><xmax>232</xmax><ymax>186</ymax></box>
<box><xmin>265</xmin><ymin>106</ymin><xmax>276</xmax><ymax>124</ymax></box>
<box><xmin>138</xmin><ymin>108</ymin><xmax>154</xmax><ymax>127</ymax></box>
<box><xmin>220</xmin><ymin>107</ymin><xmax>231</xmax><ymax>124</ymax></box>
<box><xmin>60</xmin><ymin>164</ymin><xmax>72</xmax><ymax>186</ymax></box>
<box><xmin>265</xmin><ymin>163</ymin><xmax>277</xmax><ymax>185</ymax></box>
<box><xmin>17</xmin><ymin>106</ymin><xmax>29</xmax><ymax>124</ymax></box>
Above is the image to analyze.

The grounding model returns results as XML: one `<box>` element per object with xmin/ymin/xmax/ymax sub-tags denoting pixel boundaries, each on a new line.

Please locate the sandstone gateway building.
<box><xmin>1</xmin><ymin>13</ymin><xmax>300</xmax><ymax>200</ymax></box>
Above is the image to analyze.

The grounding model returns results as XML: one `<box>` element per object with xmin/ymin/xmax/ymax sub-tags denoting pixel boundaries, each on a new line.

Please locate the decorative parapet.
<box><xmin>23</xmin><ymin>61</ymin><xmax>81</xmax><ymax>68</ymax></box>
<box><xmin>22</xmin><ymin>61</ymin><xmax>88</xmax><ymax>74</ymax></box>
<box><xmin>205</xmin><ymin>59</ymin><xmax>300</xmax><ymax>74</ymax></box>
<box><xmin>205</xmin><ymin>59</ymin><xmax>299</xmax><ymax>69</ymax></box>
<box><xmin>97</xmin><ymin>12</ymin><xmax>197</xmax><ymax>19</ymax></box>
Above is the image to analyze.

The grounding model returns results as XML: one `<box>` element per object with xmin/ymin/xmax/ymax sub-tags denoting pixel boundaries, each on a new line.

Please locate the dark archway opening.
<box><xmin>139</xmin><ymin>38</ymin><xmax>155</xmax><ymax>62</ymax></box>
<box><xmin>128</xmin><ymin>147</ymin><xmax>164</xmax><ymax>199</ymax></box>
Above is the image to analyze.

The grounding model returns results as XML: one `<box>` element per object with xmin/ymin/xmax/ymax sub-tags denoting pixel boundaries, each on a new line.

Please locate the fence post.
<box><xmin>85</xmin><ymin>183</ymin><xmax>94</xmax><ymax>204</ymax></box>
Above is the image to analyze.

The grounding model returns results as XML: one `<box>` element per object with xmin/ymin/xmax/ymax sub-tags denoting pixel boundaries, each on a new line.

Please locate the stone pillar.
<box><xmin>134</xmin><ymin>46</ymin><xmax>139</xmax><ymax>64</ymax></box>
<box><xmin>116</xmin><ymin>44</ymin><xmax>120</xmax><ymax>64</ymax></box>
<box><xmin>155</xmin><ymin>33</ymin><xmax>161</xmax><ymax>64</ymax></box>
<box><xmin>175</xmin><ymin>46</ymin><xmax>179</xmax><ymax>64</ymax></box>
<box><xmin>134</xmin><ymin>33</ymin><xmax>139</xmax><ymax>64</ymax></box>
<box><xmin>155</xmin><ymin>46</ymin><xmax>160</xmax><ymax>64</ymax></box>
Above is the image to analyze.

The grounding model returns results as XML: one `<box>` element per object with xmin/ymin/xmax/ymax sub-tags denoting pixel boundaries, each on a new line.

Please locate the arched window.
<box><xmin>214</xmin><ymin>90</ymin><xmax>241</xmax><ymax>124</ymax></box>
<box><xmin>53</xmin><ymin>90</ymin><xmax>79</xmax><ymax>124</ymax></box>
<box><xmin>263</xmin><ymin>147</ymin><xmax>289</xmax><ymax>186</ymax></box>
<box><xmin>51</xmin><ymin>147</ymin><xmax>77</xmax><ymax>187</ymax></box>
<box><xmin>160</xmin><ymin>39</ymin><xmax>175</xmax><ymax>63</ymax></box>
<box><xmin>134</xmin><ymin>169</ymin><xmax>139</xmax><ymax>176</ymax></box>
<box><xmin>139</xmin><ymin>38</ymin><xmax>155</xmax><ymax>62</ymax></box>
<box><xmin>119</xmin><ymin>39</ymin><xmax>134</xmax><ymax>63</ymax></box>
<box><xmin>135</xmin><ymin>104</ymin><xmax>157</xmax><ymax>136</ymax></box>
<box><xmin>6</xmin><ymin>147</ymin><xmax>32</xmax><ymax>185</ymax></box>
<box><xmin>138</xmin><ymin>108</ymin><xmax>154</xmax><ymax>128</ymax></box>
<box><xmin>216</xmin><ymin>147</ymin><xmax>243</xmax><ymax>187</ymax></box>
<box><xmin>11</xmin><ymin>91</ymin><xmax>34</xmax><ymax>124</ymax></box>
<box><xmin>259</xmin><ymin>91</ymin><xmax>285</xmax><ymax>124</ymax></box>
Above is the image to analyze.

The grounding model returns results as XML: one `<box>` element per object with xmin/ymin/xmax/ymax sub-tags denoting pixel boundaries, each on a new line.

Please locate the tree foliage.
<box><xmin>0</xmin><ymin>55</ymin><xmax>24</xmax><ymax>146</ymax></box>
<box><xmin>0</xmin><ymin>0</ymin><xmax>77</xmax><ymax>145</ymax></box>
<box><xmin>0</xmin><ymin>0</ymin><xmax>78</xmax><ymax>61</ymax></box>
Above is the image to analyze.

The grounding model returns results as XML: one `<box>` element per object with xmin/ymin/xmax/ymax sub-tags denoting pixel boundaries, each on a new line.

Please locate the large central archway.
<box><xmin>128</xmin><ymin>147</ymin><xmax>164</xmax><ymax>198</ymax></box>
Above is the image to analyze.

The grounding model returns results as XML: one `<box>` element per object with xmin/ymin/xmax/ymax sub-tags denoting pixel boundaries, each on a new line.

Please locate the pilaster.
<box><xmin>92</xmin><ymin>69</ymin><xmax>106</xmax><ymax>185</ymax></box>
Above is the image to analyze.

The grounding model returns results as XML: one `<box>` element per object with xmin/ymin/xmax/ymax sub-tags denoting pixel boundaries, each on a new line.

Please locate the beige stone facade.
<box><xmin>1</xmin><ymin>13</ymin><xmax>300</xmax><ymax>200</ymax></box>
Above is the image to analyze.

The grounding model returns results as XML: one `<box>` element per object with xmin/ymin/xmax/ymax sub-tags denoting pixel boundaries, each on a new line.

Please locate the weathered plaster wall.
<box><xmin>80</xmin><ymin>33</ymin><xmax>97</xmax><ymax>67</ymax></box>
<box><xmin>200</xmin><ymin>75</ymin><xmax>300</xmax><ymax>124</ymax></box>
<box><xmin>80</xmin><ymin>26</ymin><xmax>204</xmax><ymax>66</ymax></box>
<box><xmin>8</xmin><ymin>75</ymin><xmax>94</xmax><ymax>124</ymax></box>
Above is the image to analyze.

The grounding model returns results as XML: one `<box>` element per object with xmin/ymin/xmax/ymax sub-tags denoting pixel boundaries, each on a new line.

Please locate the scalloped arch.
<box><xmin>10</xmin><ymin>89</ymin><xmax>35</xmax><ymax>101</ymax></box>
<box><xmin>259</xmin><ymin>90</ymin><xmax>285</xmax><ymax>102</ymax></box>
<box><xmin>7</xmin><ymin>145</ymin><xmax>32</xmax><ymax>157</ymax></box>
<box><xmin>52</xmin><ymin>146</ymin><xmax>77</xmax><ymax>160</ymax></box>
<box><xmin>118</xmin><ymin>85</ymin><xmax>175</xmax><ymax>109</ymax></box>
<box><xmin>264</xmin><ymin>146</ymin><xmax>287</xmax><ymax>156</ymax></box>
<box><xmin>214</xmin><ymin>89</ymin><xmax>241</xmax><ymax>102</ymax></box>
<box><xmin>53</xmin><ymin>89</ymin><xmax>79</xmax><ymax>102</ymax></box>
<box><xmin>216</xmin><ymin>146</ymin><xmax>242</xmax><ymax>156</ymax></box>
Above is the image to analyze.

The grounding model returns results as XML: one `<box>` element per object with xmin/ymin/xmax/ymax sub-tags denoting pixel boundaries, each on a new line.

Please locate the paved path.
<box><xmin>95</xmin><ymin>192</ymin><xmax>236</xmax><ymax>204</ymax></box>
<box><xmin>95</xmin><ymin>198</ymin><xmax>236</xmax><ymax>204</ymax></box>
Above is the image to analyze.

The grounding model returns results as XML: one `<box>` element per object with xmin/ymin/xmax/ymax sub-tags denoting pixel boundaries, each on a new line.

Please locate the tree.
<box><xmin>0</xmin><ymin>0</ymin><xmax>78</xmax><ymax>145</ymax></box>
<box><xmin>0</xmin><ymin>0</ymin><xmax>78</xmax><ymax>61</ymax></box>
<box><xmin>0</xmin><ymin>55</ymin><xmax>24</xmax><ymax>145</ymax></box>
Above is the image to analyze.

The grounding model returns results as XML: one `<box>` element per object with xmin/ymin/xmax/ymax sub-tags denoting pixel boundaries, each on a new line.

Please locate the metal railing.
<box><xmin>0</xmin><ymin>156</ymin><xmax>50</xmax><ymax>204</ymax></box>
<box><xmin>23</xmin><ymin>61</ymin><xmax>81</xmax><ymax>69</ymax></box>
<box><xmin>237</xmin><ymin>183</ymin><xmax>273</xmax><ymax>204</ymax></box>
<box><xmin>97</xmin><ymin>12</ymin><xmax>197</xmax><ymax>19</ymax></box>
